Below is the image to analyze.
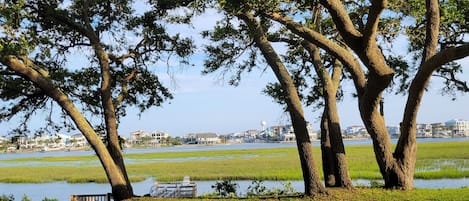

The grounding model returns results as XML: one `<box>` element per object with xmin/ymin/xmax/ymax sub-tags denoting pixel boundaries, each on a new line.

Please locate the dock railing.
<box><xmin>70</xmin><ymin>193</ymin><xmax>112</xmax><ymax>201</ymax></box>
<box><xmin>149</xmin><ymin>182</ymin><xmax>197</xmax><ymax>198</ymax></box>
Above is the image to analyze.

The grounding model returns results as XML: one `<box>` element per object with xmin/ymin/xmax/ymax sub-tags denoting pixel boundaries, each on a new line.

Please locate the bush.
<box><xmin>247</xmin><ymin>180</ymin><xmax>268</xmax><ymax>196</ymax></box>
<box><xmin>211</xmin><ymin>180</ymin><xmax>238</xmax><ymax>197</ymax></box>
<box><xmin>0</xmin><ymin>194</ymin><xmax>14</xmax><ymax>201</ymax></box>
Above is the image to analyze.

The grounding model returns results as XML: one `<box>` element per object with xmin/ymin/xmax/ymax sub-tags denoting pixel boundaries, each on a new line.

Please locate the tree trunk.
<box><xmin>320</xmin><ymin>111</ymin><xmax>336</xmax><ymax>187</ymax></box>
<box><xmin>304</xmin><ymin>41</ymin><xmax>353</xmax><ymax>188</ymax></box>
<box><xmin>325</xmin><ymin>88</ymin><xmax>353</xmax><ymax>188</ymax></box>
<box><xmin>392</xmin><ymin>0</ymin><xmax>441</xmax><ymax>189</ymax></box>
<box><xmin>237</xmin><ymin>12</ymin><xmax>325</xmax><ymax>196</ymax></box>
<box><xmin>358</xmin><ymin>76</ymin><xmax>404</xmax><ymax>188</ymax></box>
<box><xmin>2</xmin><ymin>56</ymin><xmax>133</xmax><ymax>200</ymax></box>
<box><xmin>93</xmin><ymin>42</ymin><xmax>134</xmax><ymax>200</ymax></box>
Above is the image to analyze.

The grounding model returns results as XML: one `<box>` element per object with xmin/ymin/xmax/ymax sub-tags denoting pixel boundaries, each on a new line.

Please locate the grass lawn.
<box><xmin>0</xmin><ymin>141</ymin><xmax>467</xmax><ymax>183</ymax></box>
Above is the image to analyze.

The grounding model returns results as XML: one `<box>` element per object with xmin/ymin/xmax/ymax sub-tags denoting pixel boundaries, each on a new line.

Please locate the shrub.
<box><xmin>0</xmin><ymin>194</ymin><xmax>14</xmax><ymax>201</ymax></box>
<box><xmin>211</xmin><ymin>180</ymin><xmax>238</xmax><ymax>198</ymax></box>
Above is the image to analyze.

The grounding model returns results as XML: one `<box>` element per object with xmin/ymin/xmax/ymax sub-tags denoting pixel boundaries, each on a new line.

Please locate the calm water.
<box><xmin>2</xmin><ymin>137</ymin><xmax>468</xmax><ymax>160</ymax></box>
<box><xmin>0</xmin><ymin>178</ymin><xmax>467</xmax><ymax>201</ymax></box>
<box><xmin>0</xmin><ymin>138</ymin><xmax>468</xmax><ymax>200</ymax></box>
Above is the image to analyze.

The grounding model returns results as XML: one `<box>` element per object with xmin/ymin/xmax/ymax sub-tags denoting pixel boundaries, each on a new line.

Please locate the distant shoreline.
<box><xmin>1</xmin><ymin>136</ymin><xmax>468</xmax><ymax>155</ymax></box>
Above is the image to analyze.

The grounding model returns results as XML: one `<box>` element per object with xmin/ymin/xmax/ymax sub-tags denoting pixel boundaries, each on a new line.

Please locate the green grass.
<box><xmin>0</xmin><ymin>141</ymin><xmax>468</xmax><ymax>183</ymax></box>
<box><xmin>131</xmin><ymin>187</ymin><xmax>469</xmax><ymax>201</ymax></box>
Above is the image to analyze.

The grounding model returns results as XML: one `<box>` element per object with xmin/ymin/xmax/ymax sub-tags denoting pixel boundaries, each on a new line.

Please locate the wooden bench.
<box><xmin>70</xmin><ymin>193</ymin><xmax>112</xmax><ymax>201</ymax></box>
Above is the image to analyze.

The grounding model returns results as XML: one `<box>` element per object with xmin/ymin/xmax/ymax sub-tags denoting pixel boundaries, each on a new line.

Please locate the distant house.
<box><xmin>129</xmin><ymin>130</ymin><xmax>150</xmax><ymax>144</ymax></box>
<box><xmin>150</xmin><ymin>131</ymin><xmax>170</xmax><ymax>144</ymax></box>
<box><xmin>70</xmin><ymin>133</ymin><xmax>88</xmax><ymax>147</ymax></box>
<box><xmin>183</xmin><ymin>133</ymin><xmax>220</xmax><ymax>144</ymax></box>
<box><xmin>431</xmin><ymin>123</ymin><xmax>451</xmax><ymax>138</ymax></box>
<box><xmin>445</xmin><ymin>119</ymin><xmax>469</xmax><ymax>137</ymax></box>
<box><xmin>276</xmin><ymin>124</ymin><xmax>318</xmax><ymax>142</ymax></box>
<box><xmin>243</xmin><ymin>130</ymin><xmax>260</xmax><ymax>142</ymax></box>
<box><xmin>416</xmin><ymin>124</ymin><xmax>432</xmax><ymax>138</ymax></box>
<box><xmin>344</xmin><ymin>125</ymin><xmax>368</xmax><ymax>138</ymax></box>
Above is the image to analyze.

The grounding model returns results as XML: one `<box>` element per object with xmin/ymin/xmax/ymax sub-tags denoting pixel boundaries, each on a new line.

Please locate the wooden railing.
<box><xmin>149</xmin><ymin>182</ymin><xmax>197</xmax><ymax>198</ymax></box>
<box><xmin>70</xmin><ymin>193</ymin><xmax>112</xmax><ymax>201</ymax></box>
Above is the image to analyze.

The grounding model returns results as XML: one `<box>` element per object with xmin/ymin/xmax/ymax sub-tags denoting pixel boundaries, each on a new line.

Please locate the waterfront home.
<box><xmin>183</xmin><ymin>133</ymin><xmax>221</xmax><ymax>144</ymax></box>
<box><xmin>150</xmin><ymin>131</ymin><xmax>169</xmax><ymax>144</ymax></box>
<box><xmin>69</xmin><ymin>133</ymin><xmax>88</xmax><ymax>147</ymax></box>
<box><xmin>129</xmin><ymin>130</ymin><xmax>150</xmax><ymax>144</ymax></box>
<box><xmin>445</xmin><ymin>119</ymin><xmax>469</xmax><ymax>137</ymax></box>
<box><xmin>417</xmin><ymin>124</ymin><xmax>433</xmax><ymax>138</ymax></box>
<box><xmin>431</xmin><ymin>123</ymin><xmax>452</xmax><ymax>138</ymax></box>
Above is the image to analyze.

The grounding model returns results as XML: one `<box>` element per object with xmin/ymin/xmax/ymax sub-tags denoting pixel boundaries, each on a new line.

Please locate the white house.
<box><xmin>150</xmin><ymin>131</ymin><xmax>170</xmax><ymax>144</ymax></box>
<box><xmin>184</xmin><ymin>133</ymin><xmax>220</xmax><ymax>144</ymax></box>
<box><xmin>416</xmin><ymin>124</ymin><xmax>433</xmax><ymax>138</ymax></box>
<box><xmin>276</xmin><ymin>124</ymin><xmax>318</xmax><ymax>142</ymax></box>
<box><xmin>129</xmin><ymin>130</ymin><xmax>150</xmax><ymax>144</ymax></box>
<box><xmin>344</xmin><ymin>125</ymin><xmax>368</xmax><ymax>137</ymax></box>
<box><xmin>431</xmin><ymin>123</ymin><xmax>452</xmax><ymax>137</ymax></box>
<box><xmin>445</xmin><ymin>119</ymin><xmax>469</xmax><ymax>137</ymax></box>
<box><xmin>69</xmin><ymin>133</ymin><xmax>88</xmax><ymax>147</ymax></box>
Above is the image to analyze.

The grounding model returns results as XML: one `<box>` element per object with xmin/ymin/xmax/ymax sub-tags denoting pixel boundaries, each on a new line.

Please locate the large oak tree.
<box><xmin>0</xmin><ymin>1</ymin><xmax>193</xmax><ymax>200</ymax></box>
<box><xmin>258</xmin><ymin>0</ymin><xmax>469</xmax><ymax>188</ymax></box>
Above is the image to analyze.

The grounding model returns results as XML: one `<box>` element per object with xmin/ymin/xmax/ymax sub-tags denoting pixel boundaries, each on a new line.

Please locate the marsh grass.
<box><xmin>0</xmin><ymin>141</ymin><xmax>467</xmax><ymax>183</ymax></box>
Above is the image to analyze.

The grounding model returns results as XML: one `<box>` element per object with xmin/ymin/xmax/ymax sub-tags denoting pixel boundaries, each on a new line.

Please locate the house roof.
<box><xmin>195</xmin><ymin>133</ymin><xmax>218</xmax><ymax>138</ymax></box>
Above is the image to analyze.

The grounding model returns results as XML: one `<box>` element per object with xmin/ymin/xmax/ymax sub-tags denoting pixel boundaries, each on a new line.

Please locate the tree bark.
<box><xmin>320</xmin><ymin>110</ymin><xmax>336</xmax><ymax>186</ymax></box>
<box><xmin>267</xmin><ymin>0</ymin><xmax>469</xmax><ymax>190</ymax></box>
<box><xmin>2</xmin><ymin>56</ymin><xmax>133</xmax><ymax>200</ymax></box>
<box><xmin>237</xmin><ymin>12</ymin><xmax>325</xmax><ymax>196</ymax></box>
<box><xmin>91</xmin><ymin>39</ymin><xmax>134</xmax><ymax>200</ymax></box>
<box><xmin>303</xmin><ymin>41</ymin><xmax>352</xmax><ymax>188</ymax></box>
<box><xmin>39</xmin><ymin>5</ymin><xmax>135</xmax><ymax>199</ymax></box>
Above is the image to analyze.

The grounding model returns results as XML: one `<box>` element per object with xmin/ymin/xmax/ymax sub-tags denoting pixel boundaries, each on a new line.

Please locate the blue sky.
<box><xmin>1</xmin><ymin>5</ymin><xmax>468</xmax><ymax>138</ymax></box>
<box><xmin>116</xmin><ymin>55</ymin><xmax>469</xmax><ymax>137</ymax></box>
<box><xmin>115</xmin><ymin>9</ymin><xmax>469</xmax><ymax>137</ymax></box>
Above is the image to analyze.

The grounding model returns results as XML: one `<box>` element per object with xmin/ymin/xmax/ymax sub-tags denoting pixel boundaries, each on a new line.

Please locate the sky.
<box><xmin>115</xmin><ymin>56</ymin><xmax>469</xmax><ymax>137</ymax></box>
<box><xmin>1</xmin><ymin>5</ymin><xmax>468</xmax><ymax>138</ymax></box>
<box><xmin>115</xmin><ymin>8</ymin><xmax>469</xmax><ymax>137</ymax></box>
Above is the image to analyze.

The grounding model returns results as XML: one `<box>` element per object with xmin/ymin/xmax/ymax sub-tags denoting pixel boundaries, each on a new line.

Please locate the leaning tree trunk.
<box><xmin>237</xmin><ymin>12</ymin><xmax>325</xmax><ymax>196</ymax></box>
<box><xmin>2</xmin><ymin>56</ymin><xmax>134</xmax><ymax>200</ymax></box>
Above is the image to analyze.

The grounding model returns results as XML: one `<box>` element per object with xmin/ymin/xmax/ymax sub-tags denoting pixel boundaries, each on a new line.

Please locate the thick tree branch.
<box><xmin>265</xmin><ymin>11</ymin><xmax>366</xmax><ymax>94</ymax></box>
<box><xmin>421</xmin><ymin>0</ymin><xmax>440</xmax><ymax>64</ymax></box>
<box><xmin>0</xmin><ymin>54</ymin><xmax>127</xmax><ymax>186</ymax></box>
<box><xmin>114</xmin><ymin>69</ymin><xmax>138</xmax><ymax>108</ymax></box>
<box><xmin>363</xmin><ymin>0</ymin><xmax>387</xmax><ymax>49</ymax></box>
<box><xmin>319</xmin><ymin>0</ymin><xmax>362</xmax><ymax>48</ymax></box>
<box><xmin>420</xmin><ymin>45</ymin><xmax>469</xmax><ymax>75</ymax></box>
<box><xmin>397</xmin><ymin>44</ymin><xmax>469</xmax><ymax>155</ymax></box>
<box><xmin>331</xmin><ymin>59</ymin><xmax>342</xmax><ymax>88</ymax></box>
